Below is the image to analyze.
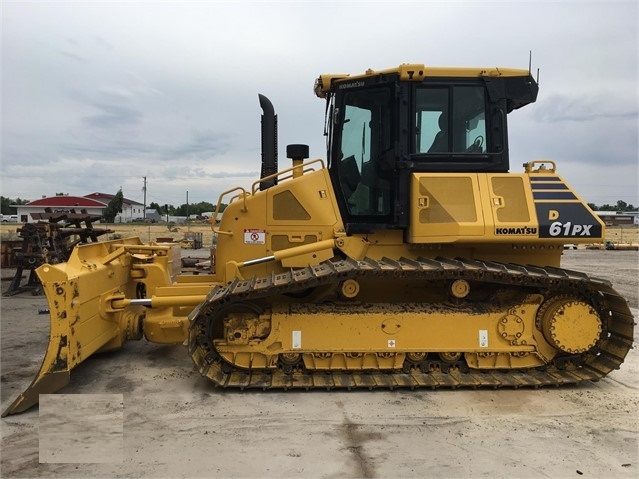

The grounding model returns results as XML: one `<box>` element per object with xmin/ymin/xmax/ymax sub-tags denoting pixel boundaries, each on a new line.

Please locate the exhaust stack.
<box><xmin>258</xmin><ymin>94</ymin><xmax>278</xmax><ymax>190</ymax></box>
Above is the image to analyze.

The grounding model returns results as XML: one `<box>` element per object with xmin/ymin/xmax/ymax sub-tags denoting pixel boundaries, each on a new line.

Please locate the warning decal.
<box><xmin>244</xmin><ymin>229</ymin><xmax>266</xmax><ymax>245</ymax></box>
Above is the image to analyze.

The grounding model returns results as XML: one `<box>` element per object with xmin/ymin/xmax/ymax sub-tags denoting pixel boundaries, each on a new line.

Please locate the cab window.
<box><xmin>337</xmin><ymin>87</ymin><xmax>392</xmax><ymax>217</ymax></box>
<box><xmin>416</xmin><ymin>85</ymin><xmax>486</xmax><ymax>154</ymax></box>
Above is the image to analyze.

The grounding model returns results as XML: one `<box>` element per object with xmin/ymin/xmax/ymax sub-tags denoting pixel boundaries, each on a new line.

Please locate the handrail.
<box><xmin>211</xmin><ymin>159</ymin><xmax>326</xmax><ymax>237</ymax></box>
<box><xmin>212</xmin><ymin>186</ymin><xmax>249</xmax><ymax>236</ymax></box>
<box><xmin>524</xmin><ymin>160</ymin><xmax>557</xmax><ymax>173</ymax></box>
<box><xmin>251</xmin><ymin>158</ymin><xmax>325</xmax><ymax>194</ymax></box>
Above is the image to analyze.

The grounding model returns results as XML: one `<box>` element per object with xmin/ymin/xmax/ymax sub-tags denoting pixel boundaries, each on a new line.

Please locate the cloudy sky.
<box><xmin>2</xmin><ymin>1</ymin><xmax>637</xmax><ymax>208</ymax></box>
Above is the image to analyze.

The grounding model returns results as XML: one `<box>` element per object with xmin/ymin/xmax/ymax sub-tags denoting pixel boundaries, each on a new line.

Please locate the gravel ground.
<box><xmin>1</xmin><ymin>249</ymin><xmax>637</xmax><ymax>478</ymax></box>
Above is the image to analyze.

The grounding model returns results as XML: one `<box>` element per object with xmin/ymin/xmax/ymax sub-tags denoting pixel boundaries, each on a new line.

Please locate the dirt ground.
<box><xmin>1</xmin><ymin>249</ymin><xmax>638</xmax><ymax>478</ymax></box>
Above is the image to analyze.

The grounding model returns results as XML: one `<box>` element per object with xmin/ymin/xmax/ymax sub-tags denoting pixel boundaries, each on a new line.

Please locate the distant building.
<box><xmin>84</xmin><ymin>192</ymin><xmax>145</xmax><ymax>223</ymax></box>
<box><xmin>166</xmin><ymin>216</ymin><xmax>188</xmax><ymax>224</ymax></box>
<box><xmin>14</xmin><ymin>195</ymin><xmax>107</xmax><ymax>223</ymax></box>
<box><xmin>14</xmin><ymin>192</ymin><xmax>147</xmax><ymax>223</ymax></box>
<box><xmin>145</xmin><ymin>208</ymin><xmax>162</xmax><ymax>223</ymax></box>
<box><xmin>595</xmin><ymin>211</ymin><xmax>639</xmax><ymax>226</ymax></box>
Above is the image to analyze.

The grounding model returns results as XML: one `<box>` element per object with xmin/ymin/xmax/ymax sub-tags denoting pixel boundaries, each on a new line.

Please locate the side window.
<box><xmin>416</xmin><ymin>85</ymin><xmax>486</xmax><ymax>154</ymax></box>
<box><xmin>416</xmin><ymin>88</ymin><xmax>449</xmax><ymax>153</ymax></box>
<box><xmin>454</xmin><ymin>86</ymin><xmax>486</xmax><ymax>153</ymax></box>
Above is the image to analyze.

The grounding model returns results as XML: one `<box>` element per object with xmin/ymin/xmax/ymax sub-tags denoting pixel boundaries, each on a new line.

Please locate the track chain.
<box><xmin>188</xmin><ymin>256</ymin><xmax>635</xmax><ymax>390</ymax></box>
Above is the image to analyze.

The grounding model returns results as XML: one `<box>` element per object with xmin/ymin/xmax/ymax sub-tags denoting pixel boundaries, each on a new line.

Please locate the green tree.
<box><xmin>1</xmin><ymin>196</ymin><xmax>30</xmax><ymax>214</ymax></box>
<box><xmin>103</xmin><ymin>189</ymin><xmax>124</xmax><ymax>223</ymax></box>
<box><xmin>1</xmin><ymin>196</ymin><xmax>13</xmax><ymax>214</ymax></box>
<box><xmin>585</xmin><ymin>201</ymin><xmax>637</xmax><ymax>212</ymax></box>
<box><xmin>174</xmin><ymin>201</ymin><xmax>222</xmax><ymax>217</ymax></box>
<box><xmin>193</xmin><ymin>201</ymin><xmax>217</xmax><ymax>215</ymax></box>
<box><xmin>174</xmin><ymin>204</ymin><xmax>186</xmax><ymax>216</ymax></box>
<box><xmin>616</xmin><ymin>200</ymin><xmax>628</xmax><ymax>212</ymax></box>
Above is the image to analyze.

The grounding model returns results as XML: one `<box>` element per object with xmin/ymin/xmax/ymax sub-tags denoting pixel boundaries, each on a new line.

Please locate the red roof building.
<box><xmin>15</xmin><ymin>196</ymin><xmax>107</xmax><ymax>223</ymax></box>
<box><xmin>84</xmin><ymin>192</ymin><xmax>143</xmax><ymax>207</ymax></box>
<box><xmin>14</xmin><ymin>193</ymin><xmax>145</xmax><ymax>223</ymax></box>
<box><xmin>23</xmin><ymin>196</ymin><xmax>106</xmax><ymax>208</ymax></box>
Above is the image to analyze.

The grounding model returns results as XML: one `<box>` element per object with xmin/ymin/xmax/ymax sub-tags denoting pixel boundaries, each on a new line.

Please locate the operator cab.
<box><xmin>315</xmin><ymin>64</ymin><xmax>538</xmax><ymax>234</ymax></box>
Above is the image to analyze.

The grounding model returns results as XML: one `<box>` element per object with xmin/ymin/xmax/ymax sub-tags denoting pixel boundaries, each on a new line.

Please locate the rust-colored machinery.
<box><xmin>4</xmin><ymin>209</ymin><xmax>110</xmax><ymax>295</ymax></box>
<box><xmin>3</xmin><ymin>64</ymin><xmax>634</xmax><ymax>416</ymax></box>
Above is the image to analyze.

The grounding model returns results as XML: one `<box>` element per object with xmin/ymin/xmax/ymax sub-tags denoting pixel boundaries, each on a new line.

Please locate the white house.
<box><xmin>84</xmin><ymin>192</ymin><xmax>145</xmax><ymax>223</ymax></box>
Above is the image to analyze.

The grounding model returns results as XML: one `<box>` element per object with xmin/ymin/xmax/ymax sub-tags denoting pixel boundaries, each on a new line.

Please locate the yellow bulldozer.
<box><xmin>3</xmin><ymin>64</ymin><xmax>634</xmax><ymax>416</ymax></box>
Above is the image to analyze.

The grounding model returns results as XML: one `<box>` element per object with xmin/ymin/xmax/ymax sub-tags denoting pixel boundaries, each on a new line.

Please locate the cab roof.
<box><xmin>314</xmin><ymin>63</ymin><xmax>533</xmax><ymax>98</ymax></box>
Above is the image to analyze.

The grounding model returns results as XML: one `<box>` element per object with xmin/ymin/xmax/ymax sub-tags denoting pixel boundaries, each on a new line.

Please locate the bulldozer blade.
<box><xmin>2</xmin><ymin>371</ymin><xmax>70</xmax><ymax>417</ymax></box>
<box><xmin>2</xmin><ymin>269</ymin><xmax>75</xmax><ymax>417</ymax></box>
<box><xmin>2</xmin><ymin>238</ymin><xmax>146</xmax><ymax>416</ymax></box>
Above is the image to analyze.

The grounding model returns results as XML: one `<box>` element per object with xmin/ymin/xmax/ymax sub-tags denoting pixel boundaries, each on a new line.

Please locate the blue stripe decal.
<box><xmin>531</xmin><ymin>183</ymin><xmax>569</xmax><ymax>190</ymax></box>
<box><xmin>533</xmin><ymin>191</ymin><xmax>578</xmax><ymax>200</ymax></box>
<box><xmin>530</xmin><ymin>176</ymin><xmax>561</xmax><ymax>182</ymax></box>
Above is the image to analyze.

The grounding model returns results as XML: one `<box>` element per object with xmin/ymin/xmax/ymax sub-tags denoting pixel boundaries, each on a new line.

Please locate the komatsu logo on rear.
<box><xmin>495</xmin><ymin>227</ymin><xmax>537</xmax><ymax>235</ymax></box>
<box><xmin>338</xmin><ymin>81</ymin><xmax>365</xmax><ymax>90</ymax></box>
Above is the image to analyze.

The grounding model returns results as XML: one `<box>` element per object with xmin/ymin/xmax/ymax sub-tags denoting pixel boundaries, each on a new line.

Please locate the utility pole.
<box><xmin>143</xmin><ymin>176</ymin><xmax>147</xmax><ymax>220</ymax></box>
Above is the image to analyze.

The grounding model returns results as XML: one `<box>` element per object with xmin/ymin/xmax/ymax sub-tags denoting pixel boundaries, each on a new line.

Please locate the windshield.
<box><xmin>334</xmin><ymin>87</ymin><xmax>393</xmax><ymax>217</ymax></box>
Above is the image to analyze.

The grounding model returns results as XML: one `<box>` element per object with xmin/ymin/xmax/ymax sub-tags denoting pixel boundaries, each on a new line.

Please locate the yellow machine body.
<box><xmin>3</xmin><ymin>64</ymin><xmax>632</xmax><ymax>416</ymax></box>
<box><xmin>212</xmin><ymin>160</ymin><xmax>603</xmax><ymax>281</ymax></box>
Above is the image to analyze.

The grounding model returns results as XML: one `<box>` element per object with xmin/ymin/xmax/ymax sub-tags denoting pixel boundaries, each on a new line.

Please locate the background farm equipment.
<box><xmin>4</xmin><ymin>209</ymin><xmax>110</xmax><ymax>295</ymax></box>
